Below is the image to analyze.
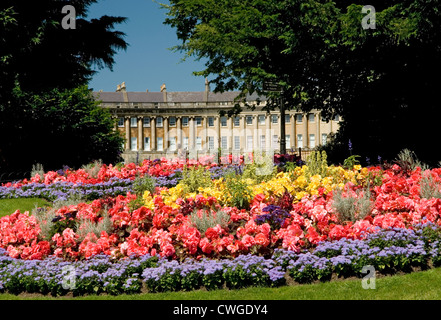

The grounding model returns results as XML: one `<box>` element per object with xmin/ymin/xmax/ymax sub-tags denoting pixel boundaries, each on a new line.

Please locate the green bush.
<box><xmin>178</xmin><ymin>166</ymin><xmax>213</xmax><ymax>194</ymax></box>
<box><xmin>189</xmin><ymin>209</ymin><xmax>230</xmax><ymax>236</ymax></box>
<box><xmin>132</xmin><ymin>174</ymin><xmax>157</xmax><ymax>195</ymax></box>
<box><xmin>332</xmin><ymin>185</ymin><xmax>373</xmax><ymax>223</ymax></box>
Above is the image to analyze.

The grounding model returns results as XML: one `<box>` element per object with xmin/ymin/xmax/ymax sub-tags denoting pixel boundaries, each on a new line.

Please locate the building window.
<box><xmin>286</xmin><ymin>135</ymin><xmax>291</xmax><ymax>149</ymax></box>
<box><xmin>271</xmin><ymin>115</ymin><xmax>278</xmax><ymax>124</ymax></box>
<box><xmin>143</xmin><ymin>117</ymin><xmax>150</xmax><ymax>127</ymax></box>
<box><xmin>169</xmin><ymin>116</ymin><xmax>176</xmax><ymax>127</ymax></box>
<box><xmin>259</xmin><ymin>135</ymin><xmax>266</xmax><ymax>151</ymax></box>
<box><xmin>247</xmin><ymin>136</ymin><xmax>253</xmax><ymax>151</ymax></box>
<box><xmin>334</xmin><ymin>114</ymin><xmax>340</xmax><ymax>122</ymax></box>
<box><xmin>208</xmin><ymin>117</ymin><xmax>214</xmax><ymax>127</ymax></box>
<box><xmin>297</xmin><ymin>134</ymin><xmax>303</xmax><ymax>148</ymax></box>
<box><xmin>118</xmin><ymin>117</ymin><xmax>124</xmax><ymax>127</ymax></box>
<box><xmin>308</xmin><ymin>113</ymin><xmax>315</xmax><ymax>122</ymax></box>
<box><xmin>130</xmin><ymin>117</ymin><xmax>137</xmax><ymax>128</ymax></box>
<box><xmin>296</xmin><ymin>114</ymin><xmax>303</xmax><ymax>123</ymax></box>
<box><xmin>309</xmin><ymin>134</ymin><xmax>315</xmax><ymax>148</ymax></box>
<box><xmin>221</xmin><ymin>116</ymin><xmax>227</xmax><ymax>127</ymax></box>
<box><xmin>182</xmin><ymin>117</ymin><xmax>189</xmax><ymax>127</ymax></box>
<box><xmin>322</xmin><ymin>133</ymin><xmax>328</xmax><ymax>145</ymax></box>
<box><xmin>246</xmin><ymin>115</ymin><xmax>253</xmax><ymax>125</ymax></box>
<box><xmin>285</xmin><ymin>115</ymin><xmax>291</xmax><ymax>123</ymax></box>
<box><xmin>196</xmin><ymin>137</ymin><xmax>202</xmax><ymax>150</ymax></box>
<box><xmin>156</xmin><ymin>117</ymin><xmax>163</xmax><ymax>127</ymax></box>
<box><xmin>157</xmin><ymin>137</ymin><xmax>163</xmax><ymax>151</ymax></box>
<box><xmin>196</xmin><ymin>117</ymin><xmax>202</xmax><ymax>126</ymax></box>
<box><xmin>131</xmin><ymin>137</ymin><xmax>137</xmax><ymax>151</ymax></box>
<box><xmin>234</xmin><ymin>116</ymin><xmax>240</xmax><ymax>127</ymax></box>
<box><xmin>144</xmin><ymin>137</ymin><xmax>150</xmax><ymax>151</ymax></box>
<box><xmin>258</xmin><ymin>115</ymin><xmax>265</xmax><ymax>125</ymax></box>
<box><xmin>272</xmin><ymin>135</ymin><xmax>278</xmax><ymax>148</ymax></box>
<box><xmin>169</xmin><ymin>137</ymin><xmax>176</xmax><ymax>151</ymax></box>
<box><xmin>208</xmin><ymin>136</ymin><xmax>215</xmax><ymax>150</ymax></box>
<box><xmin>221</xmin><ymin>136</ymin><xmax>228</xmax><ymax>149</ymax></box>
<box><xmin>183</xmin><ymin>137</ymin><xmax>189</xmax><ymax>150</ymax></box>
<box><xmin>234</xmin><ymin>136</ymin><xmax>240</xmax><ymax>150</ymax></box>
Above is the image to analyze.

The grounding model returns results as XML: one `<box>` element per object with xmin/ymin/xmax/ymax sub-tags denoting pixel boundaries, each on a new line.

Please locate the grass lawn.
<box><xmin>1</xmin><ymin>267</ymin><xmax>441</xmax><ymax>300</ymax></box>
<box><xmin>0</xmin><ymin>198</ymin><xmax>50</xmax><ymax>218</ymax></box>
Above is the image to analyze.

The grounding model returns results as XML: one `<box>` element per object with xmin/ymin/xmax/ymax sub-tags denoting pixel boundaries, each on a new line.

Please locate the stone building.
<box><xmin>93</xmin><ymin>81</ymin><xmax>341</xmax><ymax>162</ymax></box>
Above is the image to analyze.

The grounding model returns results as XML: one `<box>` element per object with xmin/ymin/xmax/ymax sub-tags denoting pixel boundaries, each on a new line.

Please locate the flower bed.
<box><xmin>1</xmin><ymin>154</ymin><xmax>441</xmax><ymax>295</ymax></box>
<box><xmin>1</xmin><ymin>224</ymin><xmax>440</xmax><ymax>296</ymax></box>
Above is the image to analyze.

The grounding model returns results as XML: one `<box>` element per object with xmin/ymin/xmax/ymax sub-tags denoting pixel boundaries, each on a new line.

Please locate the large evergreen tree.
<box><xmin>0</xmin><ymin>1</ymin><xmax>128</xmax><ymax>178</ymax></box>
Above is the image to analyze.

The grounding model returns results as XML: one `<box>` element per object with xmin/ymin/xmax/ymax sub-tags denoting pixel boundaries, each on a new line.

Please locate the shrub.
<box><xmin>224</xmin><ymin>171</ymin><xmax>253</xmax><ymax>210</ymax></box>
<box><xmin>394</xmin><ymin>149</ymin><xmax>429</xmax><ymax>172</ymax></box>
<box><xmin>419</xmin><ymin>171</ymin><xmax>441</xmax><ymax>199</ymax></box>
<box><xmin>30</xmin><ymin>163</ymin><xmax>45</xmax><ymax>181</ymax></box>
<box><xmin>75</xmin><ymin>210</ymin><xmax>113</xmax><ymax>241</ymax></box>
<box><xmin>81</xmin><ymin>160</ymin><xmax>103</xmax><ymax>179</ymax></box>
<box><xmin>189</xmin><ymin>209</ymin><xmax>230</xmax><ymax>236</ymax></box>
<box><xmin>306</xmin><ymin>151</ymin><xmax>328</xmax><ymax>177</ymax></box>
<box><xmin>332</xmin><ymin>185</ymin><xmax>373</xmax><ymax>223</ymax></box>
<box><xmin>132</xmin><ymin>174</ymin><xmax>156</xmax><ymax>195</ymax></box>
<box><xmin>179</xmin><ymin>166</ymin><xmax>213</xmax><ymax>194</ymax></box>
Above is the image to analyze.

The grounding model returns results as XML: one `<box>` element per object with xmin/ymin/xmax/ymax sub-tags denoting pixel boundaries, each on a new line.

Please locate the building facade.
<box><xmin>94</xmin><ymin>82</ymin><xmax>341</xmax><ymax>163</ymax></box>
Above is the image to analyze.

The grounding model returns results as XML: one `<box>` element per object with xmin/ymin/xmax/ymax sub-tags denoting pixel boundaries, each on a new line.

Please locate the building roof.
<box><xmin>93</xmin><ymin>90</ymin><xmax>265</xmax><ymax>104</ymax></box>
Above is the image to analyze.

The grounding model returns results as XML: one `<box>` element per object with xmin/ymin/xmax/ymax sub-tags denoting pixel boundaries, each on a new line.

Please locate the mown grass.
<box><xmin>1</xmin><ymin>267</ymin><xmax>441</xmax><ymax>300</ymax></box>
<box><xmin>0</xmin><ymin>198</ymin><xmax>50</xmax><ymax>218</ymax></box>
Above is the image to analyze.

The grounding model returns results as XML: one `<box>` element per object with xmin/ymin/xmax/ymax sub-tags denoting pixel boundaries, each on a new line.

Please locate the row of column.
<box><xmin>120</xmin><ymin>113</ymin><xmax>326</xmax><ymax>152</ymax></box>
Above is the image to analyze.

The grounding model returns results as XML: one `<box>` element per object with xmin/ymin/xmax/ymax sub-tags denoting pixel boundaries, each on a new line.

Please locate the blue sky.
<box><xmin>87</xmin><ymin>0</ymin><xmax>208</xmax><ymax>93</ymax></box>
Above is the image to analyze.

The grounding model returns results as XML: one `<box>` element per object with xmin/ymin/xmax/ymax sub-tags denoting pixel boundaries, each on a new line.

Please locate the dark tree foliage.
<box><xmin>0</xmin><ymin>1</ymin><xmax>128</xmax><ymax>179</ymax></box>
<box><xmin>164</xmin><ymin>0</ymin><xmax>441</xmax><ymax>166</ymax></box>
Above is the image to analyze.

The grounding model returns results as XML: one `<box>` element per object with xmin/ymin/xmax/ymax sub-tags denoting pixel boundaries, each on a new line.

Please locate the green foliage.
<box><xmin>332</xmin><ymin>185</ymin><xmax>373</xmax><ymax>223</ymax></box>
<box><xmin>342</xmin><ymin>155</ymin><xmax>360</xmax><ymax>170</ymax></box>
<box><xmin>189</xmin><ymin>209</ymin><xmax>230</xmax><ymax>236</ymax></box>
<box><xmin>394</xmin><ymin>149</ymin><xmax>428</xmax><ymax>172</ymax></box>
<box><xmin>306</xmin><ymin>150</ymin><xmax>328</xmax><ymax>177</ymax></box>
<box><xmin>0</xmin><ymin>0</ymin><xmax>128</xmax><ymax>177</ymax></box>
<box><xmin>1</xmin><ymin>86</ymin><xmax>124</xmax><ymax>174</ymax></box>
<box><xmin>165</xmin><ymin>0</ymin><xmax>441</xmax><ymax>166</ymax></box>
<box><xmin>132</xmin><ymin>174</ymin><xmax>157</xmax><ymax>195</ymax></box>
<box><xmin>82</xmin><ymin>160</ymin><xmax>104</xmax><ymax>179</ymax></box>
<box><xmin>75</xmin><ymin>210</ymin><xmax>113</xmax><ymax>241</ymax></box>
<box><xmin>223</xmin><ymin>171</ymin><xmax>253</xmax><ymax>210</ymax></box>
<box><xmin>30</xmin><ymin>163</ymin><xmax>45</xmax><ymax>181</ymax></box>
<box><xmin>178</xmin><ymin>166</ymin><xmax>213</xmax><ymax>194</ymax></box>
<box><xmin>419</xmin><ymin>171</ymin><xmax>441</xmax><ymax>200</ymax></box>
<box><xmin>242</xmin><ymin>153</ymin><xmax>277</xmax><ymax>183</ymax></box>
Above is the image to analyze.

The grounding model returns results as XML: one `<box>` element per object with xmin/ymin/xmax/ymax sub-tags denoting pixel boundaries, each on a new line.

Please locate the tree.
<box><xmin>5</xmin><ymin>86</ymin><xmax>124</xmax><ymax>172</ymax></box>
<box><xmin>0</xmin><ymin>1</ymin><xmax>128</xmax><ymax>178</ymax></box>
<box><xmin>164</xmin><ymin>0</ymin><xmax>441</xmax><ymax>165</ymax></box>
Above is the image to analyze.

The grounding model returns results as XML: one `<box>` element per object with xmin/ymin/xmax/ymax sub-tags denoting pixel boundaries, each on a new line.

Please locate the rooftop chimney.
<box><xmin>204</xmin><ymin>78</ymin><xmax>210</xmax><ymax>102</ymax></box>
<box><xmin>161</xmin><ymin>83</ymin><xmax>167</xmax><ymax>102</ymax></box>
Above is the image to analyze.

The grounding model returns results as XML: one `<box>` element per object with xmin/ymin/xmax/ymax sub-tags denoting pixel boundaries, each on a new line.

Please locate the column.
<box><xmin>177</xmin><ymin>116</ymin><xmax>182</xmax><ymax>149</ymax></box>
<box><xmin>316</xmin><ymin>112</ymin><xmax>321</xmax><ymax>146</ymax></box>
<box><xmin>228</xmin><ymin>117</ymin><xmax>233</xmax><ymax>152</ymax></box>
<box><xmin>253</xmin><ymin>115</ymin><xmax>258</xmax><ymax>151</ymax></box>
<box><xmin>138</xmin><ymin>116</ymin><xmax>144</xmax><ymax>151</ymax></box>
<box><xmin>203</xmin><ymin>116</ymin><xmax>208</xmax><ymax>152</ymax></box>
<box><xmin>164</xmin><ymin>116</ymin><xmax>169</xmax><ymax>151</ymax></box>
<box><xmin>291</xmin><ymin>113</ymin><xmax>296</xmax><ymax>150</ymax></box>
<box><xmin>125</xmin><ymin>116</ymin><xmax>130</xmax><ymax>151</ymax></box>
<box><xmin>189</xmin><ymin>116</ymin><xmax>195</xmax><ymax>150</ymax></box>
<box><xmin>216</xmin><ymin>116</ymin><xmax>221</xmax><ymax>149</ymax></box>
<box><xmin>240</xmin><ymin>116</ymin><xmax>246</xmax><ymax>153</ymax></box>
<box><xmin>266</xmin><ymin>114</ymin><xmax>271</xmax><ymax>152</ymax></box>
<box><xmin>303</xmin><ymin>113</ymin><xmax>308</xmax><ymax>149</ymax></box>
<box><xmin>151</xmin><ymin>117</ymin><xmax>156</xmax><ymax>151</ymax></box>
